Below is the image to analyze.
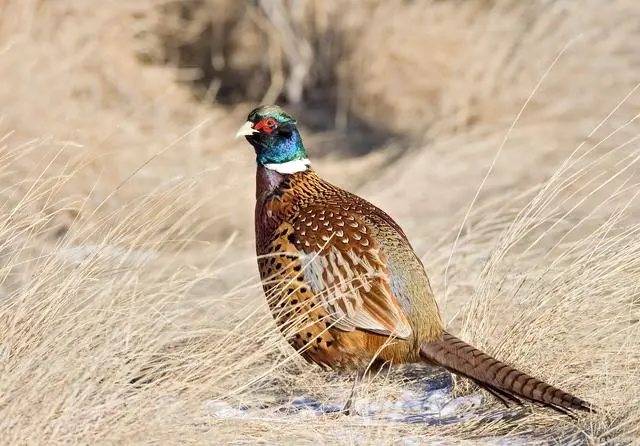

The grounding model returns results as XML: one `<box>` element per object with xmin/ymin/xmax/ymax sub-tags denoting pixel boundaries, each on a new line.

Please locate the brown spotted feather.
<box><xmin>257</xmin><ymin>222</ymin><xmax>344</xmax><ymax>367</ymax></box>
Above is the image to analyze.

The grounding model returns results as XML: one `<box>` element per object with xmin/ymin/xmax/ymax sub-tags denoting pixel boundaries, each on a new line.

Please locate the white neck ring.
<box><xmin>264</xmin><ymin>158</ymin><xmax>311</xmax><ymax>174</ymax></box>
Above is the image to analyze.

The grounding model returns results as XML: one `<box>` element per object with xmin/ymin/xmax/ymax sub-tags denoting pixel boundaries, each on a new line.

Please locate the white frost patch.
<box><xmin>204</xmin><ymin>374</ymin><xmax>484</xmax><ymax>425</ymax></box>
<box><xmin>204</xmin><ymin>400</ymin><xmax>249</xmax><ymax>419</ymax></box>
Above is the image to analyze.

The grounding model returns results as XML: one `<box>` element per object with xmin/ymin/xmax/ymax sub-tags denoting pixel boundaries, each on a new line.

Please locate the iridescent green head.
<box><xmin>236</xmin><ymin>105</ymin><xmax>310</xmax><ymax>173</ymax></box>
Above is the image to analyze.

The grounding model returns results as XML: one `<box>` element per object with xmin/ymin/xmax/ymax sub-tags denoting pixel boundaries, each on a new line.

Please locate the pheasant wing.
<box><xmin>292</xmin><ymin>205</ymin><xmax>412</xmax><ymax>339</ymax></box>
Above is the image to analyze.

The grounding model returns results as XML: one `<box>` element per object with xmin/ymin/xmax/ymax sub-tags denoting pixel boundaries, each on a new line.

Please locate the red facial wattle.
<box><xmin>254</xmin><ymin>117</ymin><xmax>278</xmax><ymax>134</ymax></box>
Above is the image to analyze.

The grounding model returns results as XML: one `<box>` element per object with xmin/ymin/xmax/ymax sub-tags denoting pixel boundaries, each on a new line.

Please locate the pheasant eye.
<box><xmin>255</xmin><ymin>117</ymin><xmax>278</xmax><ymax>134</ymax></box>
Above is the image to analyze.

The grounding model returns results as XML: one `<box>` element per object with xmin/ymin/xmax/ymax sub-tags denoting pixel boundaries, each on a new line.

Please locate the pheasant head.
<box><xmin>236</xmin><ymin>105</ymin><xmax>310</xmax><ymax>174</ymax></box>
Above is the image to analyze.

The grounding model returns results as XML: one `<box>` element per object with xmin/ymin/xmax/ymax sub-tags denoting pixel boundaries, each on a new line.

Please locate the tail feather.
<box><xmin>420</xmin><ymin>331</ymin><xmax>594</xmax><ymax>415</ymax></box>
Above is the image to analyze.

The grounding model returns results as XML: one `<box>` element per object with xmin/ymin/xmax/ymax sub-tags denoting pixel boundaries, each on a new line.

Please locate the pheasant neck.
<box><xmin>256</xmin><ymin>164</ymin><xmax>287</xmax><ymax>200</ymax></box>
<box><xmin>255</xmin><ymin>128</ymin><xmax>308</xmax><ymax>169</ymax></box>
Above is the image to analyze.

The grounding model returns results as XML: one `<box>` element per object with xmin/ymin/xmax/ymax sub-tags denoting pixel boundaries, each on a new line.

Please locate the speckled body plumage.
<box><xmin>239</xmin><ymin>105</ymin><xmax>593</xmax><ymax>415</ymax></box>
<box><xmin>255</xmin><ymin>166</ymin><xmax>442</xmax><ymax>369</ymax></box>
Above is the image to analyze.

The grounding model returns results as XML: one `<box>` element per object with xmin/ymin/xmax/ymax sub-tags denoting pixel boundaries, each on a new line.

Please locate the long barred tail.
<box><xmin>420</xmin><ymin>331</ymin><xmax>594</xmax><ymax>415</ymax></box>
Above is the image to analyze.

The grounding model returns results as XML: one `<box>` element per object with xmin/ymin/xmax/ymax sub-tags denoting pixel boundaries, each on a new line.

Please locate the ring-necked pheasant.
<box><xmin>236</xmin><ymin>105</ymin><xmax>594</xmax><ymax>415</ymax></box>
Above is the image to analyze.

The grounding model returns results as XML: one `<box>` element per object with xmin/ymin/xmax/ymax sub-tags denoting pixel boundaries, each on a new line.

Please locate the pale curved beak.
<box><xmin>235</xmin><ymin>121</ymin><xmax>258</xmax><ymax>138</ymax></box>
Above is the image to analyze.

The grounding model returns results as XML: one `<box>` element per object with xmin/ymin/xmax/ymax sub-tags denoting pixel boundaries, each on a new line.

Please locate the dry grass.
<box><xmin>1</xmin><ymin>0</ymin><xmax>640</xmax><ymax>444</ymax></box>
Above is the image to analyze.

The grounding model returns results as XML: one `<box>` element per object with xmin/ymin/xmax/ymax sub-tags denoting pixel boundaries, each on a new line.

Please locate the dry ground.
<box><xmin>1</xmin><ymin>0</ymin><xmax>640</xmax><ymax>444</ymax></box>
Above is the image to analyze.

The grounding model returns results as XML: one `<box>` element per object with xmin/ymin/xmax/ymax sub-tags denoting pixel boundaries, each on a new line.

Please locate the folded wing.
<box><xmin>292</xmin><ymin>207</ymin><xmax>412</xmax><ymax>339</ymax></box>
